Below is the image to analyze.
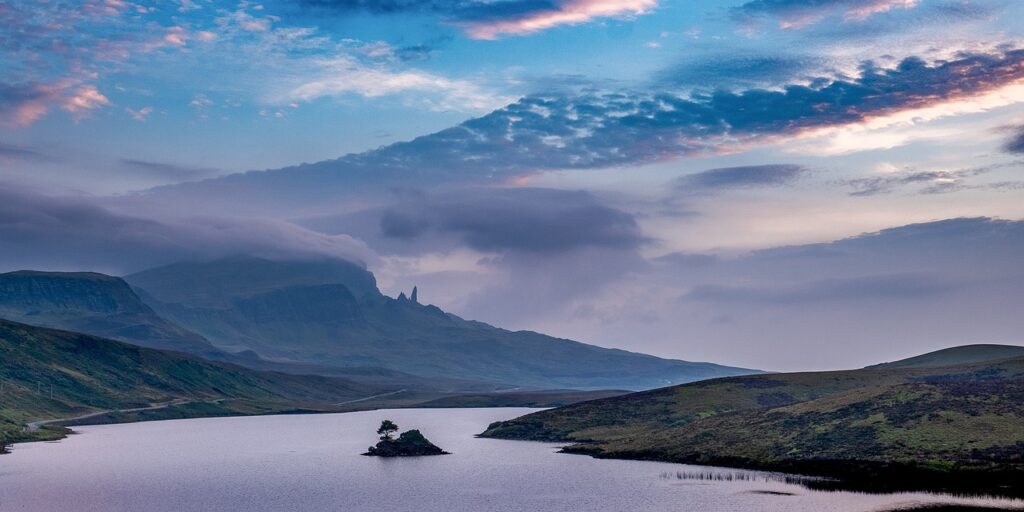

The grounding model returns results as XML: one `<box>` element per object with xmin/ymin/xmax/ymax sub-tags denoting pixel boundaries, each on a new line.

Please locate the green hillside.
<box><xmin>481</xmin><ymin>354</ymin><xmax>1024</xmax><ymax>496</ymax></box>
<box><xmin>125</xmin><ymin>256</ymin><xmax>757</xmax><ymax>390</ymax></box>
<box><xmin>868</xmin><ymin>344</ymin><xmax>1024</xmax><ymax>369</ymax></box>
<box><xmin>0</xmin><ymin>319</ymin><xmax>382</xmax><ymax>446</ymax></box>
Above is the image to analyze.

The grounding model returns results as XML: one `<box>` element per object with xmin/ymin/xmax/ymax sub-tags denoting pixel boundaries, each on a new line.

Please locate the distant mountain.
<box><xmin>482</xmin><ymin>349</ymin><xmax>1024</xmax><ymax>495</ymax></box>
<box><xmin>0</xmin><ymin>319</ymin><xmax>381</xmax><ymax>445</ymax></box>
<box><xmin>125</xmin><ymin>256</ymin><xmax>757</xmax><ymax>389</ymax></box>
<box><xmin>867</xmin><ymin>344</ymin><xmax>1024</xmax><ymax>369</ymax></box>
<box><xmin>0</xmin><ymin>269</ymin><xmax>501</xmax><ymax>393</ymax></box>
<box><xmin>0</xmin><ymin>271</ymin><xmax>218</xmax><ymax>356</ymax></box>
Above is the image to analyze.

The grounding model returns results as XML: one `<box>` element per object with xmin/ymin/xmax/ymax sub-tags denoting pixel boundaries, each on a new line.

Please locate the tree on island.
<box><xmin>377</xmin><ymin>420</ymin><xmax>399</xmax><ymax>441</ymax></box>
<box><xmin>364</xmin><ymin>420</ymin><xmax>449</xmax><ymax>457</ymax></box>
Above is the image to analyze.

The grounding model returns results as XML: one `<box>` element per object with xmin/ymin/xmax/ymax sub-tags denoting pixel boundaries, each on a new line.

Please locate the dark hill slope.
<box><xmin>125</xmin><ymin>257</ymin><xmax>757</xmax><ymax>390</ymax></box>
<box><xmin>0</xmin><ymin>271</ymin><xmax>217</xmax><ymax>356</ymax></box>
<box><xmin>868</xmin><ymin>344</ymin><xmax>1024</xmax><ymax>369</ymax></box>
<box><xmin>481</xmin><ymin>354</ymin><xmax>1024</xmax><ymax>495</ymax></box>
<box><xmin>0</xmin><ymin>319</ymin><xmax>379</xmax><ymax>445</ymax></box>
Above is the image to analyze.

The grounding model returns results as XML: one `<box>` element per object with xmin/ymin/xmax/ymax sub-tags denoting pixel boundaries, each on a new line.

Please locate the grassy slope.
<box><xmin>869</xmin><ymin>344</ymin><xmax>1024</xmax><ymax>369</ymax></box>
<box><xmin>0</xmin><ymin>318</ymin><xmax>384</xmax><ymax>445</ymax></box>
<box><xmin>481</xmin><ymin>355</ymin><xmax>1024</xmax><ymax>495</ymax></box>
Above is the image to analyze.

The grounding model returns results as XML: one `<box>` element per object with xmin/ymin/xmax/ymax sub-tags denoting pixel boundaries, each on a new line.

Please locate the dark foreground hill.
<box><xmin>0</xmin><ymin>319</ymin><xmax>383</xmax><ymax>445</ymax></box>
<box><xmin>481</xmin><ymin>349</ymin><xmax>1024</xmax><ymax>496</ymax></box>
<box><xmin>125</xmin><ymin>256</ymin><xmax>756</xmax><ymax>389</ymax></box>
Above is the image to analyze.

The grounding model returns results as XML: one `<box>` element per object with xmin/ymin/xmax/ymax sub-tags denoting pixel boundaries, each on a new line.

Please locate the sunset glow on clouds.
<box><xmin>458</xmin><ymin>0</ymin><xmax>658</xmax><ymax>39</ymax></box>
<box><xmin>2</xmin><ymin>0</ymin><xmax>1024</xmax><ymax>368</ymax></box>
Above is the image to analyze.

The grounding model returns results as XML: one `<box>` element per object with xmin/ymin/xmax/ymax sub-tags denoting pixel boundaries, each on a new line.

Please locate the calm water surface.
<box><xmin>1</xmin><ymin>408</ymin><xmax>1020</xmax><ymax>512</ymax></box>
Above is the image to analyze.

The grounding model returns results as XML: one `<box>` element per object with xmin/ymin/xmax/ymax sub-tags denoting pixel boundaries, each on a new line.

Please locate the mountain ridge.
<box><xmin>123</xmin><ymin>256</ymin><xmax>758</xmax><ymax>389</ymax></box>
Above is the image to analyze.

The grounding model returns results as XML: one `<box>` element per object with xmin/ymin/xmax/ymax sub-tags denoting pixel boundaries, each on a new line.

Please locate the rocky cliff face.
<box><xmin>0</xmin><ymin>271</ymin><xmax>147</xmax><ymax>315</ymax></box>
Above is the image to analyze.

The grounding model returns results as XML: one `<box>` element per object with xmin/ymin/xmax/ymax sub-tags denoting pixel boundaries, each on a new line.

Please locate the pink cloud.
<box><xmin>773</xmin><ymin>0</ymin><xmax>920</xmax><ymax>29</ymax></box>
<box><xmin>0</xmin><ymin>84</ymin><xmax>59</xmax><ymax>127</ymax></box>
<box><xmin>240</xmin><ymin>18</ymin><xmax>271</xmax><ymax>32</ymax></box>
<box><xmin>62</xmin><ymin>85</ymin><xmax>111</xmax><ymax>120</ymax></box>
<box><xmin>163</xmin><ymin>26</ymin><xmax>188</xmax><ymax>46</ymax></box>
<box><xmin>460</xmin><ymin>0</ymin><xmax>657</xmax><ymax>40</ymax></box>
<box><xmin>844</xmin><ymin>0</ymin><xmax>918</xmax><ymax>22</ymax></box>
<box><xmin>126</xmin><ymin>106</ymin><xmax>154</xmax><ymax>121</ymax></box>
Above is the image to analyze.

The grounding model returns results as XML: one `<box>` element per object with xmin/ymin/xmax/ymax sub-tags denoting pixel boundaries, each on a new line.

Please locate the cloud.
<box><xmin>455</xmin><ymin>0</ymin><xmax>657</xmax><ymax>39</ymax></box>
<box><xmin>285</xmin><ymin>55</ymin><xmax>507</xmax><ymax>111</ymax></box>
<box><xmin>685</xmin><ymin>273</ymin><xmax>956</xmax><ymax>304</ymax></box>
<box><xmin>674</xmin><ymin>164</ymin><xmax>806</xmax><ymax>193</ymax></box>
<box><xmin>1005</xmin><ymin>125</ymin><xmax>1024</xmax><ymax>154</ymax></box>
<box><xmin>119</xmin><ymin>159</ymin><xmax>222</xmax><ymax>181</ymax></box>
<box><xmin>126</xmin><ymin>106</ymin><xmax>154</xmax><ymax>121</ymax></box>
<box><xmin>144</xmin><ymin>48</ymin><xmax>1024</xmax><ymax>215</ymax></box>
<box><xmin>733</xmin><ymin>0</ymin><xmax>919</xmax><ymax>29</ymax></box>
<box><xmin>384</xmin><ymin>187</ymin><xmax>646</xmax><ymax>252</ymax></box>
<box><xmin>299</xmin><ymin>0</ymin><xmax>657</xmax><ymax>38</ymax></box>
<box><xmin>0</xmin><ymin>142</ymin><xmax>54</xmax><ymax>163</ymax></box>
<box><xmin>843</xmin><ymin>162</ymin><xmax>1020</xmax><ymax>196</ymax></box>
<box><xmin>0</xmin><ymin>83</ymin><xmax>58</xmax><ymax>127</ymax></box>
<box><xmin>62</xmin><ymin>85</ymin><xmax>111</xmax><ymax>119</ymax></box>
<box><xmin>656</xmin><ymin>54</ymin><xmax>822</xmax><ymax>90</ymax></box>
<box><xmin>0</xmin><ymin>186</ymin><xmax>374</xmax><ymax>275</ymax></box>
<box><xmin>302</xmin><ymin>187</ymin><xmax>647</xmax><ymax>254</ymax></box>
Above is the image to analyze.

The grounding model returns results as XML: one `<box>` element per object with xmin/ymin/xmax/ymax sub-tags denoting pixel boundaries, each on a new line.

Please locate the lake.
<box><xmin>1</xmin><ymin>408</ymin><xmax>1020</xmax><ymax>511</ymax></box>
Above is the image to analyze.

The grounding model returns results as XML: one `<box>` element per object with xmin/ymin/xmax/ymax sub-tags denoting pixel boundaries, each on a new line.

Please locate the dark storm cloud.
<box><xmin>0</xmin><ymin>187</ymin><xmax>371</xmax><ymax>274</ymax></box>
<box><xmin>674</xmin><ymin>164</ymin><xmax>806</xmax><ymax>192</ymax></box>
<box><xmin>1004</xmin><ymin>126</ymin><xmax>1024</xmax><ymax>155</ymax></box>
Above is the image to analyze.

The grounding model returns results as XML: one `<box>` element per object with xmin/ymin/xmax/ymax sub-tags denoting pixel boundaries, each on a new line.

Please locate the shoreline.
<box><xmin>477</xmin><ymin>431</ymin><xmax>1024</xmax><ymax>500</ymax></box>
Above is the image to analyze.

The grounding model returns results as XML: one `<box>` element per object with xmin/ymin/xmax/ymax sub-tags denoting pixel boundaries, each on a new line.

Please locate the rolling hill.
<box><xmin>124</xmin><ymin>256</ymin><xmax>757</xmax><ymax>389</ymax></box>
<box><xmin>481</xmin><ymin>349</ymin><xmax>1024</xmax><ymax>496</ymax></box>
<box><xmin>868</xmin><ymin>344</ymin><xmax>1024</xmax><ymax>369</ymax></box>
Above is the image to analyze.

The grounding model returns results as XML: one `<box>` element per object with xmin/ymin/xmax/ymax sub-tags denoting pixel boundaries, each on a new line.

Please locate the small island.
<box><xmin>363</xmin><ymin>420</ymin><xmax>449</xmax><ymax>457</ymax></box>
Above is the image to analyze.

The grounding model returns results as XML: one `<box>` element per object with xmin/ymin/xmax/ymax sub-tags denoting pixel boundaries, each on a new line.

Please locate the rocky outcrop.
<box><xmin>363</xmin><ymin>430</ymin><xmax>448</xmax><ymax>457</ymax></box>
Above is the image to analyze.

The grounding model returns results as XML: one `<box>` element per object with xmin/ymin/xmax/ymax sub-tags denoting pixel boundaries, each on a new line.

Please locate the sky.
<box><xmin>2</xmin><ymin>0</ymin><xmax>1024</xmax><ymax>371</ymax></box>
